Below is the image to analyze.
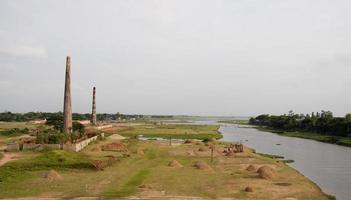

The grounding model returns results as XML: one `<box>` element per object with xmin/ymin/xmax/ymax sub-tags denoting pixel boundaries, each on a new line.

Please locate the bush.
<box><xmin>0</xmin><ymin>128</ymin><xmax>29</xmax><ymax>136</ymax></box>
<box><xmin>36</xmin><ymin>130</ymin><xmax>68</xmax><ymax>144</ymax></box>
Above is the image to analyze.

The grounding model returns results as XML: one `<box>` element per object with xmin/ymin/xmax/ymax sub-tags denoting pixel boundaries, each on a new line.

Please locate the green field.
<box><xmin>0</xmin><ymin>122</ymin><xmax>41</xmax><ymax>130</ymax></box>
<box><xmin>0</xmin><ymin>139</ymin><xmax>328</xmax><ymax>199</ymax></box>
<box><xmin>117</xmin><ymin>124</ymin><xmax>222</xmax><ymax>140</ymax></box>
<box><xmin>0</xmin><ymin>121</ymin><xmax>332</xmax><ymax>199</ymax></box>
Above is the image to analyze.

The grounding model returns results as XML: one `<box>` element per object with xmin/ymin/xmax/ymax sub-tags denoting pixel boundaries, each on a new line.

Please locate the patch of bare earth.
<box><xmin>0</xmin><ymin>152</ymin><xmax>21</xmax><ymax>166</ymax></box>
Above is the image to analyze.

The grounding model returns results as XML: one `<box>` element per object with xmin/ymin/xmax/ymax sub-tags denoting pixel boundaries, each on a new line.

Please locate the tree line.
<box><xmin>0</xmin><ymin>111</ymin><xmax>144</xmax><ymax>122</ymax></box>
<box><xmin>249</xmin><ymin>111</ymin><xmax>351</xmax><ymax>137</ymax></box>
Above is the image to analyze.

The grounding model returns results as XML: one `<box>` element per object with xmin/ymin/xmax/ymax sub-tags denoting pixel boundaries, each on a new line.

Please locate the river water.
<box><xmin>217</xmin><ymin>124</ymin><xmax>351</xmax><ymax>200</ymax></box>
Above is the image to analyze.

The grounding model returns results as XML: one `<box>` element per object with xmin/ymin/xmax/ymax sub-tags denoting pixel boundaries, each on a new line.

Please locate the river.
<box><xmin>217</xmin><ymin>124</ymin><xmax>351</xmax><ymax>200</ymax></box>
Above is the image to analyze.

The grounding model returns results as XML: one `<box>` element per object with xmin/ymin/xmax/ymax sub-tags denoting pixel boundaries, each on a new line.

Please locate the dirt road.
<box><xmin>0</xmin><ymin>152</ymin><xmax>20</xmax><ymax>166</ymax></box>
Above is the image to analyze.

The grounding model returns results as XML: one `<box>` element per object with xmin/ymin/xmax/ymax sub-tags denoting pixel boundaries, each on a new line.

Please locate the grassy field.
<box><xmin>0</xmin><ymin>122</ymin><xmax>41</xmax><ymax>130</ymax></box>
<box><xmin>116</xmin><ymin>124</ymin><xmax>222</xmax><ymax>140</ymax></box>
<box><xmin>0</xmin><ymin>138</ymin><xmax>329</xmax><ymax>199</ymax></box>
<box><xmin>255</xmin><ymin>127</ymin><xmax>351</xmax><ymax>147</ymax></box>
<box><xmin>0</xmin><ymin>122</ymin><xmax>42</xmax><ymax>150</ymax></box>
<box><xmin>0</xmin><ymin>121</ymin><xmax>332</xmax><ymax>199</ymax></box>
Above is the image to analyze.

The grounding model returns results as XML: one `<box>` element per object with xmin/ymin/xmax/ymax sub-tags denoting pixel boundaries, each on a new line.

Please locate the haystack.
<box><xmin>198</xmin><ymin>147</ymin><xmax>206</xmax><ymax>152</ymax></box>
<box><xmin>186</xmin><ymin>150</ymin><xmax>196</xmax><ymax>156</ymax></box>
<box><xmin>137</xmin><ymin>148</ymin><xmax>145</xmax><ymax>155</ymax></box>
<box><xmin>184</xmin><ymin>140</ymin><xmax>192</xmax><ymax>144</ymax></box>
<box><xmin>257</xmin><ymin>166</ymin><xmax>276</xmax><ymax>179</ymax></box>
<box><xmin>193</xmin><ymin>161</ymin><xmax>212</xmax><ymax>170</ymax></box>
<box><xmin>168</xmin><ymin>160</ymin><xmax>183</xmax><ymax>167</ymax></box>
<box><xmin>44</xmin><ymin>170</ymin><xmax>62</xmax><ymax>181</ymax></box>
<box><xmin>246</xmin><ymin>165</ymin><xmax>256</xmax><ymax>171</ymax></box>
<box><xmin>244</xmin><ymin>186</ymin><xmax>253</xmax><ymax>192</ymax></box>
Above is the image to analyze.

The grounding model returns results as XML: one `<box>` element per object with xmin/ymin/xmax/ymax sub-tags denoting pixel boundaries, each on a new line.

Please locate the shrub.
<box><xmin>36</xmin><ymin>130</ymin><xmax>68</xmax><ymax>144</ymax></box>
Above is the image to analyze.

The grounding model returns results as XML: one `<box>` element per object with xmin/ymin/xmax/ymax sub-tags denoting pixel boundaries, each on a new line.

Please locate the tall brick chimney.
<box><xmin>91</xmin><ymin>87</ymin><xmax>97</xmax><ymax>125</ymax></box>
<box><xmin>63</xmin><ymin>56</ymin><xmax>72</xmax><ymax>133</ymax></box>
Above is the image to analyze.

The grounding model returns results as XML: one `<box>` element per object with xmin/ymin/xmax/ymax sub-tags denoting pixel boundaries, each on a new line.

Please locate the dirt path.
<box><xmin>0</xmin><ymin>152</ymin><xmax>21</xmax><ymax>166</ymax></box>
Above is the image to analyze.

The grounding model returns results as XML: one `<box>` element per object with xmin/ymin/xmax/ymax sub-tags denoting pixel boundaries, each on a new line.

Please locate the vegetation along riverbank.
<box><xmin>248</xmin><ymin>111</ymin><xmax>351</xmax><ymax>147</ymax></box>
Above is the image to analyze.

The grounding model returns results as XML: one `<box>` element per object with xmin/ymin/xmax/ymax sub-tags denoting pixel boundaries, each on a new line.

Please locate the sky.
<box><xmin>0</xmin><ymin>0</ymin><xmax>351</xmax><ymax>116</ymax></box>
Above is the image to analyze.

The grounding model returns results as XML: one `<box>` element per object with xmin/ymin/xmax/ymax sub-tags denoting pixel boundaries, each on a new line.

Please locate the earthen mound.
<box><xmin>198</xmin><ymin>147</ymin><xmax>206</xmax><ymax>152</ymax></box>
<box><xmin>186</xmin><ymin>150</ymin><xmax>196</xmax><ymax>156</ymax></box>
<box><xmin>137</xmin><ymin>149</ymin><xmax>145</xmax><ymax>155</ymax></box>
<box><xmin>168</xmin><ymin>160</ymin><xmax>183</xmax><ymax>167</ymax></box>
<box><xmin>257</xmin><ymin>166</ymin><xmax>276</xmax><ymax>179</ymax></box>
<box><xmin>184</xmin><ymin>140</ymin><xmax>192</xmax><ymax>144</ymax></box>
<box><xmin>244</xmin><ymin>186</ymin><xmax>253</xmax><ymax>192</ymax></box>
<box><xmin>193</xmin><ymin>161</ymin><xmax>212</xmax><ymax>170</ymax></box>
<box><xmin>225</xmin><ymin>151</ymin><xmax>235</xmax><ymax>157</ymax></box>
<box><xmin>246</xmin><ymin>165</ymin><xmax>256</xmax><ymax>171</ymax></box>
<box><xmin>44</xmin><ymin>170</ymin><xmax>62</xmax><ymax>181</ymax></box>
<box><xmin>102</xmin><ymin>142</ymin><xmax>127</xmax><ymax>152</ymax></box>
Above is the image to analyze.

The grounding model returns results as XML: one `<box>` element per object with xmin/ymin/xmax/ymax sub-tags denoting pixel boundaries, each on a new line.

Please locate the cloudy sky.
<box><xmin>0</xmin><ymin>0</ymin><xmax>350</xmax><ymax>116</ymax></box>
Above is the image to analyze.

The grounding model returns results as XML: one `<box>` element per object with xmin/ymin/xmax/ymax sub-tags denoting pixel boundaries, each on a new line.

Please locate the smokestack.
<box><xmin>63</xmin><ymin>56</ymin><xmax>72</xmax><ymax>133</ymax></box>
<box><xmin>91</xmin><ymin>87</ymin><xmax>97</xmax><ymax>125</ymax></box>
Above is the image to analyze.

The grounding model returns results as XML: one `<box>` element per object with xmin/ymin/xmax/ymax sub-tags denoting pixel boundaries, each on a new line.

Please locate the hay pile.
<box><xmin>102</xmin><ymin>142</ymin><xmax>127</xmax><ymax>152</ymax></box>
<box><xmin>137</xmin><ymin>149</ymin><xmax>145</xmax><ymax>155</ymax></box>
<box><xmin>244</xmin><ymin>186</ymin><xmax>253</xmax><ymax>192</ymax></box>
<box><xmin>44</xmin><ymin>170</ymin><xmax>62</xmax><ymax>181</ymax></box>
<box><xmin>184</xmin><ymin>140</ymin><xmax>192</xmax><ymax>144</ymax></box>
<box><xmin>257</xmin><ymin>166</ymin><xmax>276</xmax><ymax>179</ymax></box>
<box><xmin>168</xmin><ymin>160</ymin><xmax>183</xmax><ymax>168</ymax></box>
<box><xmin>198</xmin><ymin>147</ymin><xmax>206</xmax><ymax>152</ymax></box>
<box><xmin>246</xmin><ymin>165</ymin><xmax>256</xmax><ymax>171</ymax></box>
<box><xmin>193</xmin><ymin>161</ymin><xmax>212</xmax><ymax>170</ymax></box>
<box><xmin>186</xmin><ymin>150</ymin><xmax>196</xmax><ymax>156</ymax></box>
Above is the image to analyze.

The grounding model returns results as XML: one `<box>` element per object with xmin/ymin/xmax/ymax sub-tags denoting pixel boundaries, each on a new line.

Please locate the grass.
<box><xmin>257</xmin><ymin>153</ymin><xmax>284</xmax><ymax>159</ymax></box>
<box><xmin>326</xmin><ymin>194</ymin><xmax>337</xmax><ymax>200</ymax></box>
<box><xmin>255</xmin><ymin>126</ymin><xmax>351</xmax><ymax>147</ymax></box>
<box><xmin>0</xmin><ymin>122</ymin><xmax>40</xmax><ymax>131</ymax></box>
<box><xmin>281</xmin><ymin>159</ymin><xmax>295</xmax><ymax>164</ymax></box>
<box><xmin>257</xmin><ymin>153</ymin><xmax>295</xmax><ymax>164</ymax></box>
<box><xmin>0</xmin><ymin>150</ymin><xmax>94</xmax><ymax>188</ymax></box>
<box><xmin>0</xmin><ymin>140</ymin><xmax>329</xmax><ymax>199</ymax></box>
<box><xmin>104</xmin><ymin>169</ymin><xmax>150</xmax><ymax>197</ymax></box>
<box><xmin>0</xmin><ymin>121</ymin><xmax>330</xmax><ymax>200</ymax></box>
<box><xmin>118</xmin><ymin>124</ymin><xmax>222</xmax><ymax>140</ymax></box>
<box><xmin>0</xmin><ymin>122</ymin><xmax>45</xmax><ymax>145</ymax></box>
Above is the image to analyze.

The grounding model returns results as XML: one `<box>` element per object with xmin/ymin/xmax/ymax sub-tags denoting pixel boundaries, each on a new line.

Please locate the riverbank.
<box><xmin>218</xmin><ymin>120</ymin><xmax>351</xmax><ymax>147</ymax></box>
<box><xmin>0</xmin><ymin>122</ymin><xmax>330</xmax><ymax>199</ymax></box>
<box><xmin>0</xmin><ymin>140</ymin><xmax>330</xmax><ymax>199</ymax></box>
<box><xmin>254</xmin><ymin>126</ymin><xmax>351</xmax><ymax>147</ymax></box>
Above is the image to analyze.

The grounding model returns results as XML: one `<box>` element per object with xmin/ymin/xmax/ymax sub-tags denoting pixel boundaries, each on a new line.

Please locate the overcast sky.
<box><xmin>0</xmin><ymin>0</ymin><xmax>350</xmax><ymax>116</ymax></box>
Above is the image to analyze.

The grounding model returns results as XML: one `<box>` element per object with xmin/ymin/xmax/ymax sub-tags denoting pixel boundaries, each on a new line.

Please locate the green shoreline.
<box><xmin>218</xmin><ymin>120</ymin><xmax>351</xmax><ymax>147</ymax></box>
<box><xmin>254</xmin><ymin>126</ymin><xmax>351</xmax><ymax>147</ymax></box>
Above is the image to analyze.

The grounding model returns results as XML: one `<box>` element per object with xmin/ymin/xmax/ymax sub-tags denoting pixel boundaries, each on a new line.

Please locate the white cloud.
<box><xmin>0</xmin><ymin>45</ymin><xmax>47</xmax><ymax>58</ymax></box>
<box><xmin>0</xmin><ymin>30</ymin><xmax>47</xmax><ymax>59</ymax></box>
